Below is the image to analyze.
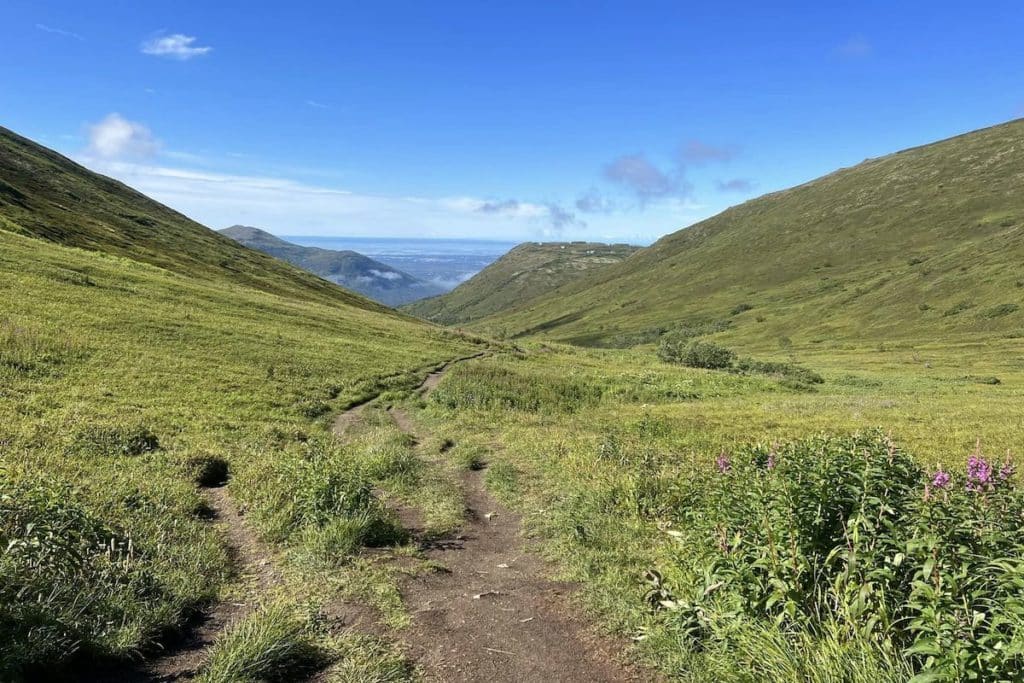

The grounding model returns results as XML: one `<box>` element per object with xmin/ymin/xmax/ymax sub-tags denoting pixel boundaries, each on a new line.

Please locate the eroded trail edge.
<box><xmin>371</xmin><ymin>354</ymin><xmax>647</xmax><ymax>683</ymax></box>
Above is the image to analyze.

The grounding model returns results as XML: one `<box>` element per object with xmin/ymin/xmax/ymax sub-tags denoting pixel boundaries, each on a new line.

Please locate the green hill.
<box><xmin>220</xmin><ymin>225</ymin><xmax>445</xmax><ymax>306</ymax></box>
<box><xmin>0</xmin><ymin>126</ymin><xmax>385</xmax><ymax>312</ymax></box>
<box><xmin>403</xmin><ymin>241</ymin><xmax>640</xmax><ymax>325</ymax></box>
<box><xmin>0</xmin><ymin>126</ymin><xmax>479</xmax><ymax>676</ymax></box>
<box><xmin>471</xmin><ymin>119</ymin><xmax>1024</xmax><ymax>349</ymax></box>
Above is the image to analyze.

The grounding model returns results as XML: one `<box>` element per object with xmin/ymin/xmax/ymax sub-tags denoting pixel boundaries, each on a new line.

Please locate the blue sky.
<box><xmin>3</xmin><ymin>1</ymin><xmax>1023</xmax><ymax>243</ymax></box>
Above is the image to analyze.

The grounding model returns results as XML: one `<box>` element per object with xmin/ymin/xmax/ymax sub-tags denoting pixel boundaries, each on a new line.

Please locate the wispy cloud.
<box><xmin>680</xmin><ymin>140</ymin><xmax>737</xmax><ymax>164</ymax></box>
<box><xmin>575</xmin><ymin>189</ymin><xmax>615</xmax><ymax>214</ymax></box>
<box><xmin>603</xmin><ymin>153</ymin><xmax>689</xmax><ymax>204</ymax></box>
<box><xmin>715</xmin><ymin>178</ymin><xmax>756</xmax><ymax>193</ymax></box>
<box><xmin>475</xmin><ymin>198</ymin><xmax>582</xmax><ymax>231</ymax></box>
<box><xmin>305</xmin><ymin>100</ymin><xmax>330</xmax><ymax>109</ymax></box>
<box><xmin>35</xmin><ymin>23</ymin><xmax>84</xmax><ymax>41</ymax></box>
<box><xmin>141</xmin><ymin>33</ymin><xmax>212</xmax><ymax>60</ymax></box>
<box><xmin>835</xmin><ymin>35</ymin><xmax>872</xmax><ymax>59</ymax></box>
<box><xmin>86</xmin><ymin>114</ymin><xmax>160</xmax><ymax>160</ymax></box>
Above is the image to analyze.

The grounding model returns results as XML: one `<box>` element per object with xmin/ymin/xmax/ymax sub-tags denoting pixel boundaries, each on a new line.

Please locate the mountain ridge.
<box><xmin>403</xmin><ymin>240</ymin><xmax>640</xmax><ymax>325</ymax></box>
<box><xmin>220</xmin><ymin>225</ymin><xmax>445</xmax><ymax>306</ymax></box>
<box><xmin>466</xmin><ymin>118</ymin><xmax>1024</xmax><ymax>348</ymax></box>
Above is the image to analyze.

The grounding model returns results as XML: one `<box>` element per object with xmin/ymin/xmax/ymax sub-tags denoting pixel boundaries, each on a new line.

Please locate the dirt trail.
<box><xmin>72</xmin><ymin>483</ymin><xmax>280</xmax><ymax>683</ymax></box>
<box><xmin>373</xmin><ymin>356</ymin><xmax>647</xmax><ymax>682</ymax></box>
<box><xmin>144</xmin><ymin>486</ymin><xmax>281</xmax><ymax>682</ymax></box>
<box><xmin>396</xmin><ymin>459</ymin><xmax>644</xmax><ymax>682</ymax></box>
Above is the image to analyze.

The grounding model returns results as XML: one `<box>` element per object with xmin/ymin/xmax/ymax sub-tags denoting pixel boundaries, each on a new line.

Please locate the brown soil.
<box><xmin>395</xmin><ymin>460</ymin><xmax>647</xmax><ymax>682</ymax></box>
<box><xmin>377</xmin><ymin>357</ymin><xmax>651</xmax><ymax>682</ymax></box>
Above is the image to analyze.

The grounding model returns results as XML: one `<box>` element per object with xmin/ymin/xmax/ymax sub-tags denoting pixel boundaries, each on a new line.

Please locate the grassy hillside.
<box><xmin>473</xmin><ymin>120</ymin><xmax>1024</xmax><ymax>349</ymax></box>
<box><xmin>0</xmin><ymin>126</ymin><xmax>385</xmax><ymax>312</ymax></box>
<box><xmin>0</xmin><ymin>128</ymin><xmax>482</xmax><ymax>678</ymax></box>
<box><xmin>221</xmin><ymin>225</ymin><xmax>445</xmax><ymax>306</ymax></box>
<box><xmin>403</xmin><ymin>241</ymin><xmax>640</xmax><ymax>325</ymax></box>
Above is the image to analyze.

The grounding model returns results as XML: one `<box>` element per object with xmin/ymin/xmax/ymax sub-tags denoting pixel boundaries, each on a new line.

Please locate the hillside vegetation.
<box><xmin>0</xmin><ymin>126</ymin><xmax>384</xmax><ymax>312</ymax></box>
<box><xmin>404</xmin><ymin>241</ymin><xmax>640</xmax><ymax>325</ymax></box>
<box><xmin>221</xmin><ymin>225</ymin><xmax>445</xmax><ymax>306</ymax></box>
<box><xmin>472</xmin><ymin>119</ymin><xmax>1024</xmax><ymax>349</ymax></box>
<box><xmin>0</xmin><ymin>127</ymin><xmax>480</xmax><ymax>678</ymax></box>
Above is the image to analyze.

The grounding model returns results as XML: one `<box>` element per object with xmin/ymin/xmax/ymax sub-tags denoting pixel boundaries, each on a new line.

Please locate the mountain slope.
<box><xmin>403</xmin><ymin>241</ymin><xmax>640</xmax><ymax>325</ymax></box>
<box><xmin>0</xmin><ymin>126</ymin><xmax>386</xmax><ymax>312</ymax></box>
<box><xmin>0</xmin><ymin>126</ymin><xmax>480</xmax><ymax>676</ymax></box>
<box><xmin>220</xmin><ymin>225</ymin><xmax>445</xmax><ymax>306</ymax></box>
<box><xmin>475</xmin><ymin>119</ymin><xmax>1024</xmax><ymax>348</ymax></box>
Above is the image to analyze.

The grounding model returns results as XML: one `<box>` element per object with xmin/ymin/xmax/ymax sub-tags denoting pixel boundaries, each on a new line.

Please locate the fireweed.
<box><xmin>651</xmin><ymin>431</ymin><xmax>1024</xmax><ymax>681</ymax></box>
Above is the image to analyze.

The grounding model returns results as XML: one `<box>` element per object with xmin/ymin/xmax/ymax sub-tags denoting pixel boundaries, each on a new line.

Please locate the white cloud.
<box><xmin>86</xmin><ymin>114</ymin><xmax>159</xmax><ymax>160</ymax></box>
<box><xmin>36</xmin><ymin>23</ymin><xmax>84</xmax><ymax>41</ymax></box>
<box><xmin>369</xmin><ymin>269</ymin><xmax>403</xmax><ymax>281</ymax></box>
<box><xmin>305</xmin><ymin>100</ymin><xmax>330</xmax><ymax>109</ymax></box>
<box><xmin>141</xmin><ymin>33</ymin><xmax>212</xmax><ymax>60</ymax></box>
<box><xmin>73</xmin><ymin>117</ymin><xmax>705</xmax><ymax>242</ymax></box>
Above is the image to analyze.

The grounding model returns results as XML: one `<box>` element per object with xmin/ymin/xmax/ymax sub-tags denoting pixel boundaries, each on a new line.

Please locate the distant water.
<box><xmin>287</xmin><ymin>236</ymin><xmax>518</xmax><ymax>292</ymax></box>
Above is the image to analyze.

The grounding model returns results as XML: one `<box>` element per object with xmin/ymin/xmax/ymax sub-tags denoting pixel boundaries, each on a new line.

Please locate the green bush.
<box><xmin>735</xmin><ymin>358</ymin><xmax>824</xmax><ymax>386</ymax></box>
<box><xmin>730</xmin><ymin>303</ymin><xmax>754</xmax><ymax>316</ymax></box>
<box><xmin>651</xmin><ymin>433</ymin><xmax>1024</xmax><ymax>680</ymax></box>
<box><xmin>659</xmin><ymin>339</ymin><xmax>736</xmax><ymax>369</ymax></box>
<box><xmin>983</xmin><ymin>303</ymin><xmax>1019</xmax><ymax>318</ymax></box>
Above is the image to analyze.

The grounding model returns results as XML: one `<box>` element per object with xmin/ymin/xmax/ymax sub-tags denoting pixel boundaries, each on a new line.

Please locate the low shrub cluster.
<box><xmin>659</xmin><ymin>339</ymin><xmax>824</xmax><ymax>389</ymax></box>
<box><xmin>650</xmin><ymin>432</ymin><xmax>1024</xmax><ymax>681</ymax></box>
<box><xmin>735</xmin><ymin>357</ymin><xmax>825</xmax><ymax>387</ymax></box>
<box><xmin>658</xmin><ymin>339</ymin><xmax>736</xmax><ymax>369</ymax></box>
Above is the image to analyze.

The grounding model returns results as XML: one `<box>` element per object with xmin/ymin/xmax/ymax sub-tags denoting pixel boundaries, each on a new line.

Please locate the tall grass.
<box><xmin>198</xmin><ymin>603</ymin><xmax>320</xmax><ymax>682</ymax></box>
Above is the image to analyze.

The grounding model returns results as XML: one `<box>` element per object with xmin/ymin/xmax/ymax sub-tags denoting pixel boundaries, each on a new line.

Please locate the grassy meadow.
<box><xmin>418</xmin><ymin>339</ymin><xmax>1024</xmax><ymax>681</ymax></box>
<box><xmin>0</xmin><ymin>225</ymin><xmax>481</xmax><ymax>679</ymax></box>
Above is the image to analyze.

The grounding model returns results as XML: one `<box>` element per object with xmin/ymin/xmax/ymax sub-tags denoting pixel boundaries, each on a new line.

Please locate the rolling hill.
<box><xmin>0</xmin><ymin>125</ymin><xmax>480</xmax><ymax>677</ymax></box>
<box><xmin>403</xmin><ymin>241</ymin><xmax>640</xmax><ymax>325</ymax></box>
<box><xmin>220</xmin><ymin>225</ymin><xmax>445</xmax><ymax>306</ymax></box>
<box><xmin>469</xmin><ymin>119</ymin><xmax>1024</xmax><ymax>349</ymax></box>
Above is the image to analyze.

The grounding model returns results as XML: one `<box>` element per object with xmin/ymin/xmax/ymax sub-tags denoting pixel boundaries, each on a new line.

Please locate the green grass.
<box><xmin>456</xmin><ymin>119</ymin><xmax>1024</xmax><ymax>350</ymax></box>
<box><xmin>0</xmin><ymin>126</ymin><xmax>387</xmax><ymax>312</ymax></box>
<box><xmin>198</xmin><ymin>602</ymin><xmax>321</xmax><ymax>682</ymax></box>
<box><xmin>418</xmin><ymin>340</ymin><xmax>1024</xmax><ymax>680</ymax></box>
<box><xmin>403</xmin><ymin>241</ymin><xmax>640</xmax><ymax>327</ymax></box>
<box><xmin>0</xmin><ymin>129</ymin><xmax>481</xmax><ymax>677</ymax></box>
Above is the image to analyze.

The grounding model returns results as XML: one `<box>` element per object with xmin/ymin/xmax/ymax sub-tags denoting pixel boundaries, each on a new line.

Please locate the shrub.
<box><xmin>730</xmin><ymin>303</ymin><xmax>754</xmax><ymax>316</ymax></box>
<box><xmin>659</xmin><ymin>339</ymin><xmax>736</xmax><ymax>370</ymax></box>
<box><xmin>735</xmin><ymin>358</ymin><xmax>824</xmax><ymax>386</ymax></box>
<box><xmin>983</xmin><ymin>303</ymin><xmax>1019</xmax><ymax>318</ymax></box>
<box><xmin>650</xmin><ymin>433</ymin><xmax>1024</xmax><ymax>681</ymax></box>
<box><xmin>942</xmin><ymin>300</ymin><xmax>975</xmax><ymax>317</ymax></box>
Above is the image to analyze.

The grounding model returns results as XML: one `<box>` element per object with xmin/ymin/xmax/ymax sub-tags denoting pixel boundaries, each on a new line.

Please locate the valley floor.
<box><xmin>5</xmin><ymin>285</ymin><xmax>1023</xmax><ymax>681</ymax></box>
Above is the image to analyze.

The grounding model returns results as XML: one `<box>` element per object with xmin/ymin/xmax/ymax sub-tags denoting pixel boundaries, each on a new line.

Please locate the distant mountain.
<box><xmin>403</xmin><ymin>241</ymin><xmax>640</xmax><ymax>325</ymax></box>
<box><xmin>468</xmin><ymin>119</ymin><xmax>1024</xmax><ymax>349</ymax></box>
<box><xmin>220</xmin><ymin>226</ymin><xmax>446</xmax><ymax>306</ymax></box>
<box><xmin>0</xmin><ymin>126</ymin><xmax>384</xmax><ymax>313</ymax></box>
